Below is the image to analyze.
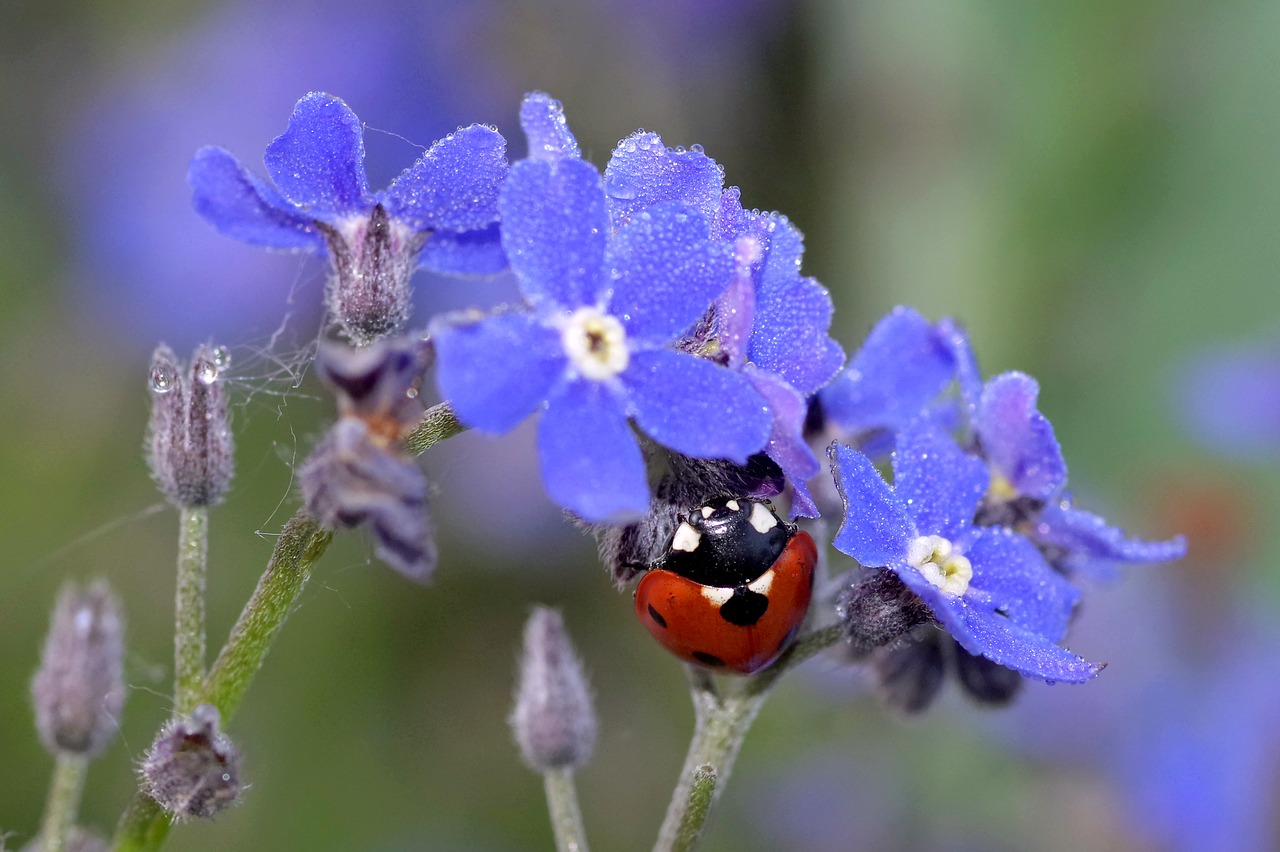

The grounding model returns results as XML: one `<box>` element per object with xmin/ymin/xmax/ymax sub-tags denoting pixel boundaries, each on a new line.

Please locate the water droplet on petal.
<box><xmin>211</xmin><ymin>346</ymin><xmax>232</xmax><ymax>370</ymax></box>
<box><xmin>151</xmin><ymin>363</ymin><xmax>178</xmax><ymax>394</ymax></box>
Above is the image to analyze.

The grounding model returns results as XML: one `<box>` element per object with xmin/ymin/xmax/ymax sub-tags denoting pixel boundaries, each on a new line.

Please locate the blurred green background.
<box><xmin>2</xmin><ymin>1</ymin><xmax>1277</xmax><ymax>850</ymax></box>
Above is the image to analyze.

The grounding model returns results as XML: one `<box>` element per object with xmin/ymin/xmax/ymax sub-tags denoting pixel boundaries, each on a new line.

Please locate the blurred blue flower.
<box><xmin>830</xmin><ymin>424</ymin><xmax>1100</xmax><ymax>683</ymax></box>
<box><xmin>61</xmin><ymin>0</ymin><xmax>509</xmax><ymax>348</ymax></box>
<box><xmin>190</xmin><ymin>92</ymin><xmax>507</xmax><ymax>344</ymax></box>
<box><xmin>603</xmin><ymin>131</ymin><xmax>845</xmax><ymax>515</ymax></box>
<box><xmin>433</xmin><ymin>94</ymin><xmax>771</xmax><ymax>522</ymax></box>
<box><xmin>974</xmin><ymin>372</ymin><xmax>1187</xmax><ymax>577</ymax></box>
<box><xmin>1179</xmin><ymin>339</ymin><xmax>1280</xmax><ymax>458</ymax></box>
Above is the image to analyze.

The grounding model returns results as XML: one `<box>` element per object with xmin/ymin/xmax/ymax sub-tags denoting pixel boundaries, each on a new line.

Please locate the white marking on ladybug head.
<box><xmin>700</xmin><ymin>505</ymin><xmax>714</xmax><ymax>519</ymax></box>
<box><xmin>725</xmin><ymin>499</ymin><xmax>740</xmax><ymax>511</ymax></box>
<box><xmin>748</xmin><ymin>502</ymin><xmax>778</xmax><ymax>534</ymax></box>
<box><xmin>747</xmin><ymin>567</ymin><xmax>775</xmax><ymax>596</ymax></box>
<box><xmin>700</xmin><ymin>586</ymin><xmax>734</xmax><ymax>606</ymax></box>
<box><xmin>672</xmin><ymin>522</ymin><xmax>702</xmax><ymax>553</ymax></box>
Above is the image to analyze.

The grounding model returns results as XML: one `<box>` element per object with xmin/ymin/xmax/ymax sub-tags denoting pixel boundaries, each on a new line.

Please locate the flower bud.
<box><xmin>837</xmin><ymin>568</ymin><xmax>934</xmax><ymax>655</ymax></box>
<box><xmin>146</xmin><ymin>343</ymin><xmax>234</xmax><ymax>507</ymax></box>
<box><xmin>320</xmin><ymin>204</ymin><xmax>426</xmax><ymax>346</ymax></box>
<box><xmin>510</xmin><ymin>608</ymin><xmax>596</xmax><ymax>771</ymax></box>
<box><xmin>141</xmin><ymin>704</ymin><xmax>242</xmax><ymax>820</ymax></box>
<box><xmin>31</xmin><ymin>581</ymin><xmax>125</xmax><ymax>758</ymax></box>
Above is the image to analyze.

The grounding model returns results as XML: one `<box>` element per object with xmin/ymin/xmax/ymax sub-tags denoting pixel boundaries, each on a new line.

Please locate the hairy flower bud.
<box><xmin>837</xmin><ymin>569</ymin><xmax>935</xmax><ymax>655</ymax></box>
<box><xmin>31</xmin><ymin>581</ymin><xmax>126</xmax><ymax>758</ymax></box>
<box><xmin>146</xmin><ymin>343</ymin><xmax>234</xmax><ymax>507</ymax></box>
<box><xmin>510</xmin><ymin>608</ymin><xmax>596</xmax><ymax>771</ymax></box>
<box><xmin>142</xmin><ymin>704</ymin><xmax>242</xmax><ymax>820</ymax></box>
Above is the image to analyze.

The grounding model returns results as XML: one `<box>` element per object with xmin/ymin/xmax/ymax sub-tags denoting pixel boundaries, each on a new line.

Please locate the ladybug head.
<box><xmin>659</xmin><ymin>497</ymin><xmax>794</xmax><ymax>588</ymax></box>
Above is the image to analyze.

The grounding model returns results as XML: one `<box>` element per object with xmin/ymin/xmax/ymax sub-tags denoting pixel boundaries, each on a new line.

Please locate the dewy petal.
<box><xmin>752</xmin><ymin>276</ymin><xmax>844</xmax><ymax>396</ymax></box>
<box><xmin>432</xmin><ymin>311</ymin><xmax>564</xmax><ymax>434</ymax></box>
<box><xmin>263</xmin><ymin>93</ymin><xmax>370</xmax><ymax>218</ymax></box>
<box><xmin>937</xmin><ymin>597</ymin><xmax>1101</xmax><ymax>683</ymax></box>
<box><xmin>539</xmin><ymin>379</ymin><xmax>648</xmax><ymax>522</ymax></box>
<box><xmin>748</xmin><ymin>369</ymin><xmax>822</xmax><ymax>518</ymax></box>
<box><xmin>499</xmin><ymin>158</ymin><xmax>608</xmax><ymax>310</ymax></box>
<box><xmin>937</xmin><ymin>317</ymin><xmax>983</xmax><ymax>419</ymax></box>
<box><xmin>963</xmin><ymin>526</ymin><xmax>1079</xmax><ymax>641</ymax></box>
<box><xmin>1035</xmin><ymin>503</ymin><xmax>1189</xmax><ymax>572</ymax></box>
<box><xmin>519</xmin><ymin>92</ymin><xmax>581</xmax><ymax>161</ymax></box>
<box><xmin>820</xmin><ymin>306</ymin><xmax>956</xmax><ymax>437</ymax></box>
<box><xmin>417</xmin><ymin>224</ymin><xmax>509</xmax><ymax>277</ymax></box>
<box><xmin>977</xmin><ymin>372</ymin><xmax>1067</xmax><ymax>500</ymax></box>
<box><xmin>603</xmin><ymin>131</ymin><xmax>724</xmax><ymax>224</ymax></box>
<box><xmin>382</xmin><ymin>125</ymin><xmax>507</xmax><ymax>233</ymax></box>
<box><xmin>624</xmin><ymin>349</ymin><xmax>770</xmax><ymax>462</ymax></box>
<box><xmin>893</xmin><ymin>422</ymin><xmax>988</xmax><ymax>541</ymax></box>
<box><xmin>608</xmin><ymin>202</ymin><xmax>734</xmax><ymax>345</ymax></box>
<box><xmin>830</xmin><ymin>443</ymin><xmax>914</xmax><ymax>567</ymax></box>
<box><xmin>188</xmin><ymin>147</ymin><xmax>325</xmax><ymax>251</ymax></box>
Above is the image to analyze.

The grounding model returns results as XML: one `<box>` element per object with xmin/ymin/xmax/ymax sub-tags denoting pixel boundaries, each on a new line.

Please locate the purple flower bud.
<box><xmin>318</xmin><ymin>204</ymin><xmax>426</xmax><ymax>346</ymax></box>
<box><xmin>31</xmin><ymin>582</ymin><xmax>126</xmax><ymax>758</ymax></box>
<box><xmin>141</xmin><ymin>704</ymin><xmax>242</xmax><ymax>820</ymax></box>
<box><xmin>510</xmin><ymin>608</ymin><xmax>596</xmax><ymax>772</ymax></box>
<box><xmin>300</xmin><ymin>337</ymin><xmax>436</xmax><ymax>582</ymax></box>
<box><xmin>146</xmin><ymin>343</ymin><xmax>234</xmax><ymax>508</ymax></box>
<box><xmin>836</xmin><ymin>569</ymin><xmax>934</xmax><ymax>655</ymax></box>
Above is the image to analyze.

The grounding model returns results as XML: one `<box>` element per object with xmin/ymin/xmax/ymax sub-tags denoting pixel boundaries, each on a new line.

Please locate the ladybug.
<box><xmin>634</xmin><ymin>497</ymin><xmax>817</xmax><ymax>674</ymax></box>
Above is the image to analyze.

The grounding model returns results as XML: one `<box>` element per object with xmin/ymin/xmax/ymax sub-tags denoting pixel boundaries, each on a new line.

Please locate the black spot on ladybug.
<box><xmin>692</xmin><ymin>651</ymin><xmax>725</xmax><ymax>667</ymax></box>
<box><xmin>718</xmin><ymin>588</ymin><xmax>769</xmax><ymax>627</ymax></box>
<box><xmin>647</xmin><ymin>604</ymin><xmax>668</xmax><ymax>629</ymax></box>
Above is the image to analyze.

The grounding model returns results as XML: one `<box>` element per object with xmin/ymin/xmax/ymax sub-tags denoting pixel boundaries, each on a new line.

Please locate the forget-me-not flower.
<box><xmin>830</xmin><ymin>423</ymin><xmax>1101</xmax><ymax>683</ymax></box>
<box><xmin>432</xmin><ymin>94</ymin><xmax>771</xmax><ymax>522</ymax></box>
<box><xmin>189</xmin><ymin>92</ymin><xmax>508</xmax><ymax>344</ymax></box>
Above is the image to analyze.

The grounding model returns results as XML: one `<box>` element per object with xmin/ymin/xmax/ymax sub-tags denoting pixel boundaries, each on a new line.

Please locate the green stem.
<box><xmin>38</xmin><ymin>754</ymin><xmax>87</xmax><ymax>852</ymax></box>
<box><xmin>173</xmin><ymin>507</ymin><xmax>208</xmax><ymax>714</ymax></box>
<box><xmin>653</xmin><ymin>622</ymin><xmax>847</xmax><ymax>852</ymax></box>
<box><xmin>543</xmin><ymin>767</ymin><xmax>589</xmax><ymax>852</ymax></box>
<box><xmin>111</xmin><ymin>402</ymin><xmax>464</xmax><ymax>852</ymax></box>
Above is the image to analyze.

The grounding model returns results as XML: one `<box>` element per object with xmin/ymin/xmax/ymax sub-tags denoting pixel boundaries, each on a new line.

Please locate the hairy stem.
<box><xmin>173</xmin><ymin>507</ymin><xmax>208</xmax><ymax>714</ymax></box>
<box><xmin>38</xmin><ymin>754</ymin><xmax>87</xmax><ymax>852</ymax></box>
<box><xmin>653</xmin><ymin>622</ymin><xmax>846</xmax><ymax>852</ymax></box>
<box><xmin>543</xmin><ymin>767</ymin><xmax>589</xmax><ymax>852</ymax></box>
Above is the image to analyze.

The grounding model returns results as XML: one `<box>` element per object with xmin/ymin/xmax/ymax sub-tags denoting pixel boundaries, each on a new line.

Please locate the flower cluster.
<box><xmin>189</xmin><ymin>92</ymin><xmax>1184</xmax><ymax>706</ymax></box>
<box><xmin>819</xmin><ymin>308</ymin><xmax>1186</xmax><ymax>707</ymax></box>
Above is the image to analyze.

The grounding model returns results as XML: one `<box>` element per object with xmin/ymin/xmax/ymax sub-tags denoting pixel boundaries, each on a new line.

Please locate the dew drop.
<box><xmin>195</xmin><ymin>359</ymin><xmax>219</xmax><ymax>385</ymax></box>
<box><xmin>150</xmin><ymin>363</ymin><xmax>178</xmax><ymax>394</ymax></box>
<box><xmin>211</xmin><ymin>346</ymin><xmax>232</xmax><ymax>370</ymax></box>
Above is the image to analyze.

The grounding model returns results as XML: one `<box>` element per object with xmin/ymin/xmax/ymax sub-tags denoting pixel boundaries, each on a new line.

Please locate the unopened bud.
<box><xmin>510</xmin><ymin>608</ymin><xmax>596</xmax><ymax>771</ymax></box>
<box><xmin>320</xmin><ymin>204</ymin><xmax>426</xmax><ymax>346</ymax></box>
<box><xmin>141</xmin><ymin>704</ymin><xmax>242</xmax><ymax>820</ymax></box>
<box><xmin>32</xmin><ymin>582</ymin><xmax>125</xmax><ymax>758</ymax></box>
<box><xmin>837</xmin><ymin>569</ymin><xmax>934</xmax><ymax>655</ymax></box>
<box><xmin>146</xmin><ymin>343</ymin><xmax>234</xmax><ymax>507</ymax></box>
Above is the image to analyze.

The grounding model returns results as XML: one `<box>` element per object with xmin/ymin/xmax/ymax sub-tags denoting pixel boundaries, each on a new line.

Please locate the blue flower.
<box><xmin>189</xmin><ymin>92</ymin><xmax>508</xmax><ymax>343</ymax></box>
<box><xmin>602</xmin><ymin>130</ymin><xmax>845</xmax><ymax>516</ymax></box>
<box><xmin>975</xmin><ymin>371</ymin><xmax>1187</xmax><ymax>576</ymax></box>
<box><xmin>830</xmin><ymin>424</ymin><xmax>1101</xmax><ymax>683</ymax></box>
<box><xmin>818</xmin><ymin>306</ymin><xmax>975</xmax><ymax>455</ymax></box>
<box><xmin>432</xmin><ymin>94</ymin><xmax>771</xmax><ymax>522</ymax></box>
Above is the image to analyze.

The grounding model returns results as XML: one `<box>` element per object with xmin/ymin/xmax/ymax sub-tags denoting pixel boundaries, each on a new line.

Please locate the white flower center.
<box><xmin>906</xmin><ymin>534</ymin><xmax>973</xmax><ymax>596</ymax></box>
<box><xmin>561</xmin><ymin>307</ymin><xmax>629</xmax><ymax>381</ymax></box>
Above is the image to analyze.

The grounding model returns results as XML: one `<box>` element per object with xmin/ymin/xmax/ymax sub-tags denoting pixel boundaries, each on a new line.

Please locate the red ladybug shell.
<box><xmin>635</xmin><ymin>530</ymin><xmax>817</xmax><ymax>674</ymax></box>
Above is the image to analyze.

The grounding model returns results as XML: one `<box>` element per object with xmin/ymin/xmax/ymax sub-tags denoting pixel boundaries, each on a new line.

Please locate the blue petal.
<box><xmin>751</xmin><ymin>273</ymin><xmax>844</xmax><ymax>395</ymax></box>
<box><xmin>830</xmin><ymin>443</ymin><xmax>914</xmax><ymax>566</ymax></box>
<box><xmin>382</xmin><ymin>125</ymin><xmax>507</xmax><ymax>233</ymax></box>
<box><xmin>539</xmin><ymin>379</ymin><xmax>648</xmax><ymax>522</ymax></box>
<box><xmin>263</xmin><ymin>93</ymin><xmax>370</xmax><ymax>218</ymax></box>
<box><xmin>519</xmin><ymin>92</ymin><xmax>581</xmax><ymax>161</ymax></box>
<box><xmin>608</xmin><ymin>203</ymin><xmax>734</xmax><ymax>345</ymax></box>
<box><xmin>624</xmin><ymin>349</ymin><xmax>771</xmax><ymax>462</ymax></box>
<box><xmin>748</xmin><ymin>369</ymin><xmax>822</xmax><ymax>518</ymax></box>
<box><xmin>188</xmin><ymin>147</ymin><xmax>324</xmax><ymax>251</ymax></box>
<box><xmin>893</xmin><ymin>422</ymin><xmax>988</xmax><ymax>541</ymax></box>
<box><xmin>499</xmin><ymin>158</ymin><xmax>607</xmax><ymax>310</ymax></box>
<box><xmin>712</xmin><ymin>255</ymin><xmax>757</xmax><ymax>369</ymax></box>
<box><xmin>934</xmin><ymin>596</ymin><xmax>1101</xmax><ymax>683</ymax></box>
<box><xmin>1034</xmin><ymin>503</ymin><xmax>1188</xmax><ymax>573</ymax></box>
<box><xmin>417</xmin><ymin>224</ymin><xmax>509</xmax><ymax>277</ymax></box>
<box><xmin>432</xmin><ymin>311</ymin><xmax>564</xmax><ymax>434</ymax></box>
<box><xmin>963</xmin><ymin>526</ymin><xmax>1079</xmax><ymax>641</ymax></box>
<box><xmin>937</xmin><ymin>317</ymin><xmax>983</xmax><ymax>419</ymax></box>
<box><xmin>976</xmin><ymin>372</ymin><xmax>1067</xmax><ymax>501</ymax></box>
<box><xmin>603</xmin><ymin>131</ymin><xmax>724</xmax><ymax>224</ymax></box>
<box><xmin>820</xmin><ymin>306</ymin><xmax>956</xmax><ymax>437</ymax></box>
